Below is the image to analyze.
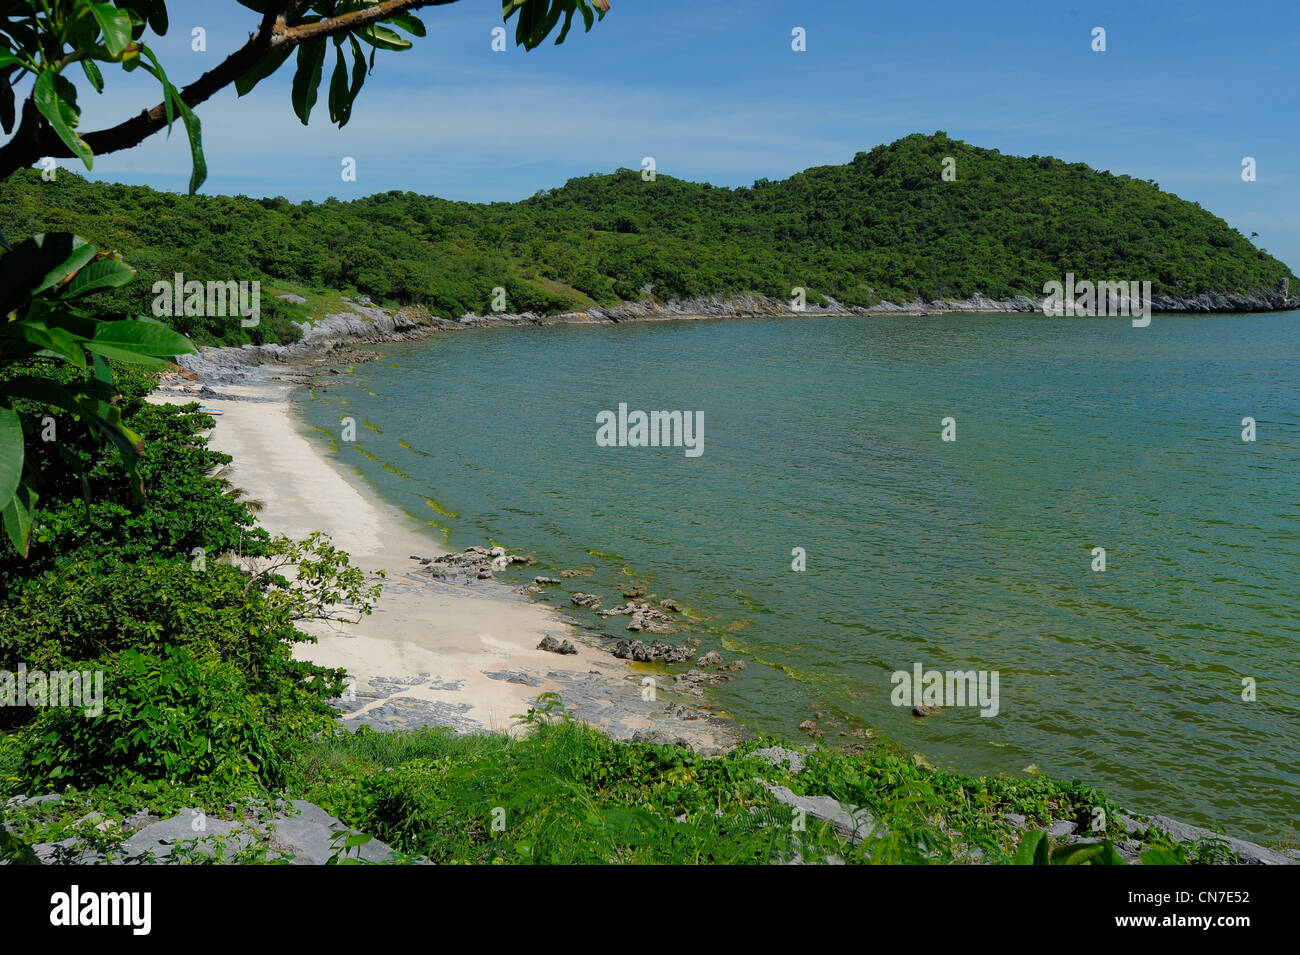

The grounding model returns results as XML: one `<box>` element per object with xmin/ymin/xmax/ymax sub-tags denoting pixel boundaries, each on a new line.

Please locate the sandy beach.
<box><xmin>150</xmin><ymin>370</ymin><xmax>740</xmax><ymax>750</ymax></box>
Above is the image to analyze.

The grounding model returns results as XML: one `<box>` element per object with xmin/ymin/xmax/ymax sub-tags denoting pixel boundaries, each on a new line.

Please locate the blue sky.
<box><xmin>30</xmin><ymin>0</ymin><xmax>1300</xmax><ymax>269</ymax></box>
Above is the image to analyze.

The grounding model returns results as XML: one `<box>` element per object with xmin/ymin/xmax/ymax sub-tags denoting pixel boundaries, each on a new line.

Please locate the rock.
<box><xmin>797</xmin><ymin>719</ymin><xmax>821</xmax><ymax>738</ymax></box>
<box><xmin>1046</xmin><ymin>820</ymin><xmax>1078</xmax><ymax>839</ymax></box>
<box><xmin>533</xmin><ymin>576</ymin><xmax>561</xmax><ymax>586</ymax></box>
<box><xmin>32</xmin><ymin>837</ymin><xmax>104</xmax><ymax>865</ymax></box>
<box><xmin>612</xmin><ymin>639</ymin><xmax>694</xmax><ymax>663</ymax></box>
<box><xmin>623</xmin><ymin>582</ymin><xmax>647</xmax><ymax>599</ymax></box>
<box><xmin>560</xmin><ymin>567</ymin><xmax>594</xmax><ymax>578</ymax></box>
<box><xmin>537</xmin><ymin>636</ymin><xmax>577</xmax><ymax>655</ymax></box>
<box><xmin>660</xmin><ymin>599</ymin><xmax>683</xmax><ymax>612</ymax></box>
<box><xmin>1004</xmin><ymin>813</ymin><xmax>1028</xmax><ymax>830</ymax></box>
<box><xmin>697</xmin><ymin>650</ymin><xmax>724</xmax><ymax>667</ymax></box>
<box><xmin>663</xmin><ymin>703</ymin><xmax>701</xmax><ymax>720</ymax></box>
<box><xmin>571</xmin><ymin>593</ymin><xmax>602</xmax><ymax>609</ymax></box>
<box><xmin>275</xmin><ymin>293</ymin><xmax>308</xmax><ymax>304</ymax></box>
<box><xmin>725</xmin><ymin>660</ymin><xmax>748</xmax><ymax>671</ymax></box>
<box><xmin>750</xmin><ymin>746</ymin><xmax>806</xmax><ymax>773</ymax></box>
<box><xmin>912</xmin><ymin>704</ymin><xmax>942</xmax><ymax>717</ymax></box>
<box><xmin>120</xmin><ymin>809</ymin><xmax>255</xmax><ymax>863</ymax></box>
<box><xmin>271</xmin><ymin>800</ymin><xmax>398</xmax><ymax>865</ymax></box>
<box><xmin>484</xmin><ymin>669</ymin><xmax>544</xmax><ymax>686</ymax></box>
<box><xmin>1139</xmin><ymin>813</ymin><xmax>1296</xmax><ymax>865</ymax></box>
<box><xmin>757</xmin><ymin>781</ymin><xmax>884</xmax><ymax>844</ymax></box>
<box><xmin>684</xmin><ymin>637</ymin><xmax>702</xmax><ymax>647</ymax></box>
<box><xmin>5</xmin><ymin>794</ymin><xmax>61</xmax><ymax>808</ymax></box>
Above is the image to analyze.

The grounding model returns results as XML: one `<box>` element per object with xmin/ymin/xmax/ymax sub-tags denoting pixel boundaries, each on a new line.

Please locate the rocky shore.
<box><xmin>176</xmin><ymin>288</ymin><xmax>1299</xmax><ymax>382</ymax></box>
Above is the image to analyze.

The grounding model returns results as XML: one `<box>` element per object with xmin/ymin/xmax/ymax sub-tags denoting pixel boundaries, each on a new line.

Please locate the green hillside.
<box><xmin>2</xmin><ymin>132</ymin><xmax>1294</xmax><ymax>346</ymax></box>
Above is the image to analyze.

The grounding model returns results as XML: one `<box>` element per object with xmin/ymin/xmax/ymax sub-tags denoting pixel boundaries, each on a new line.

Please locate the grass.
<box><xmin>0</xmin><ymin>697</ymin><xmax>1277</xmax><ymax>865</ymax></box>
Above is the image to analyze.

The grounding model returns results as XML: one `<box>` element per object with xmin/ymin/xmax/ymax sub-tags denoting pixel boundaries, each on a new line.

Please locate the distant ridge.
<box><xmin>2</xmin><ymin>132</ymin><xmax>1295</xmax><ymax>346</ymax></box>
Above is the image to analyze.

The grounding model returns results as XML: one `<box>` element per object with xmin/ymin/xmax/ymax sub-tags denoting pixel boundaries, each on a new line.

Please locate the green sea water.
<box><xmin>296</xmin><ymin>311</ymin><xmax>1300</xmax><ymax>841</ymax></box>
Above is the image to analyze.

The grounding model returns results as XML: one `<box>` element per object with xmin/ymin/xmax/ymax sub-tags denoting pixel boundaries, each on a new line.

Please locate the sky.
<box><xmin>17</xmin><ymin>0</ymin><xmax>1300</xmax><ymax>270</ymax></box>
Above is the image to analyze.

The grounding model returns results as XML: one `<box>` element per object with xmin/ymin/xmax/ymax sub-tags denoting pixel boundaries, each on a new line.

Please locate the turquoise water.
<box><xmin>297</xmin><ymin>312</ymin><xmax>1300</xmax><ymax>840</ymax></box>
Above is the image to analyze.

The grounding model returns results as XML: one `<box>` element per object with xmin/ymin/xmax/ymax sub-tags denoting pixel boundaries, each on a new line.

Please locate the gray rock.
<box><xmin>120</xmin><ymin>809</ymin><xmax>256</xmax><ymax>863</ymax></box>
<box><xmin>749</xmin><ymin>746</ymin><xmax>806</xmax><ymax>774</ymax></box>
<box><xmin>537</xmin><ymin>635</ymin><xmax>577</xmax><ymax>655</ymax></box>
<box><xmin>757</xmin><ymin>781</ymin><xmax>885</xmax><ymax>844</ymax></box>
<box><xmin>1004</xmin><ymin>812</ymin><xmax>1027</xmax><ymax>829</ymax></box>
<box><xmin>1140</xmin><ymin>813</ymin><xmax>1295</xmax><ymax>865</ymax></box>
<box><xmin>1046</xmin><ymin>820</ymin><xmax>1078</xmax><ymax>839</ymax></box>
<box><xmin>484</xmin><ymin>669</ymin><xmax>543</xmax><ymax>686</ymax></box>
<box><xmin>33</xmin><ymin>837</ymin><xmax>104</xmax><ymax>865</ymax></box>
<box><xmin>6</xmin><ymin>794</ymin><xmax>61</xmax><ymax>809</ymax></box>
<box><xmin>271</xmin><ymin>800</ymin><xmax>397</xmax><ymax>865</ymax></box>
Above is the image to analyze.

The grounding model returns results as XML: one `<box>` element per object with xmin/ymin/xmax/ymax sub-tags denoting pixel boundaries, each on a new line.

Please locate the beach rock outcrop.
<box><xmin>613</xmin><ymin>639</ymin><xmax>695</xmax><ymax>664</ymax></box>
<box><xmin>537</xmin><ymin>636</ymin><xmax>578</xmax><ymax>655</ymax></box>
<box><xmin>598</xmin><ymin>600</ymin><xmax>680</xmax><ymax>634</ymax></box>
<box><xmin>418</xmin><ymin>545</ymin><xmax>530</xmax><ymax>584</ymax></box>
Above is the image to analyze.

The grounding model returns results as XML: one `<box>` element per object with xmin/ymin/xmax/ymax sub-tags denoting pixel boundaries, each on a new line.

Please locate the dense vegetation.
<box><xmin>0</xmin><ymin>360</ymin><xmax>375</xmax><ymax>796</ymax></box>
<box><xmin>2</xmin><ymin>132</ymin><xmax>1293</xmax><ymax>347</ymax></box>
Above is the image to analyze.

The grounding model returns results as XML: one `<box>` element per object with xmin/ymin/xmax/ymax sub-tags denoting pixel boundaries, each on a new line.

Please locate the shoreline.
<box><xmin>174</xmin><ymin>293</ymin><xmax>1300</xmax><ymax>383</ymax></box>
<box><xmin>150</xmin><ymin>370</ymin><xmax>743</xmax><ymax>753</ymax></box>
<box><xmin>158</xmin><ymin>305</ymin><xmax>1300</xmax><ymax>859</ymax></box>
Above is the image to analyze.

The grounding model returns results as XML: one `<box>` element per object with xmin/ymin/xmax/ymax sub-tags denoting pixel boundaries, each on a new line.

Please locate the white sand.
<box><xmin>151</xmin><ymin>378</ymin><xmax>632</xmax><ymax>735</ymax></box>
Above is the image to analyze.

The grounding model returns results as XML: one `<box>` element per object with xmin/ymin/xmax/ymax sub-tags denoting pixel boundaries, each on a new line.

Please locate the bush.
<box><xmin>19</xmin><ymin>646</ymin><xmax>334</xmax><ymax>791</ymax></box>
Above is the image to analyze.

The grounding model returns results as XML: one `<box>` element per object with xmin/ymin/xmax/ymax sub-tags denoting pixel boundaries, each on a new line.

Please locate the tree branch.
<box><xmin>0</xmin><ymin>0</ymin><xmax>458</xmax><ymax>182</ymax></box>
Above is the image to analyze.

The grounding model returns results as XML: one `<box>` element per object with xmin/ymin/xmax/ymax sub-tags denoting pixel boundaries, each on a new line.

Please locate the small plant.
<box><xmin>326</xmin><ymin>829</ymin><xmax>374</xmax><ymax>865</ymax></box>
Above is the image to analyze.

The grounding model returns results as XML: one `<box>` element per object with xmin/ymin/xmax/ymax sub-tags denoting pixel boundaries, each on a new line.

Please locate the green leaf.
<box><xmin>57</xmin><ymin>257</ymin><xmax>136</xmax><ymax>298</ymax></box>
<box><xmin>328</xmin><ymin>46</ymin><xmax>348</xmax><ymax>125</ymax></box>
<box><xmin>88</xmin><ymin>1</ymin><xmax>134</xmax><ymax>58</ymax></box>
<box><xmin>291</xmin><ymin>38</ymin><xmax>327</xmax><ymax>125</ymax></box>
<box><xmin>384</xmin><ymin>12</ymin><xmax>426</xmax><ymax>36</ymax></box>
<box><xmin>1012</xmin><ymin>830</ymin><xmax>1048</xmax><ymax>865</ymax></box>
<box><xmin>134</xmin><ymin>46</ymin><xmax>175</xmax><ymax>133</ymax></box>
<box><xmin>26</xmin><ymin>234</ymin><xmax>98</xmax><ymax>297</ymax></box>
<box><xmin>33</xmin><ymin>71</ymin><xmax>92</xmax><ymax>169</ymax></box>
<box><xmin>92</xmin><ymin>318</ymin><xmax>194</xmax><ymax>355</ymax></box>
<box><xmin>1</xmin><ymin>479</ymin><xmax>36</xmax><ymax>557</ymax></box>
<box><xmin>171</xmin><ymin>90</ymin><xmax>206</xmax><ymax>194</ymax></box>
<box><xmin>0</xmin><ymin>405</ymin><xmax>23</xmax><ymax>505</ymax></box>
<box><xmin>1050</xmin><ymin>842</ymin><xmax>1127</xmax><ymax>865</ymax></box>
<box><xmin>235</xmin><ymin>44</ymin><xmax>293</xmax><ymax>96</ymax></box>
<box><xmin>356</xmin><ymin>25</ymin><xmax>412</xmax><ymax>51</ymax></box>
<box><xmin>18</xmin><ymin>323</ymin><xmax>88</xmax><ymax>369</ymax></box>
<box><xmin>80</xmin><ymin>57</ymin><xmax>105</xmax><ymax>93</ymax></box>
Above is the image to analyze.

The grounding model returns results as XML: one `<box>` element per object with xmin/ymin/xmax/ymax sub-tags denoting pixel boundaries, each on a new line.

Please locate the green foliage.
<box><xmin>0</xmin><ymin>232</ymin><xmax>193</xmax><ymax>555</ymax></box>
<box><xmin>0</xmin><ymin>377</ymin><xmax>364</xmax><ymax>795</ymax></box>
<box><xmin>2</xmin><ymin>1</ymin><xmax>608</xmax><ymax>194</ymax></box>
<box><xmin>17</xmin><ymin>645</ymin><xmax>331</xmax><ymax>790</ymax></box>
<box><xmin>1</xmin><ymin>0</ymin><xmax>201</xmax><ymax>188</ymax></box>
<box><xmin>3</xmin><ymin>133</ymin><xmax>1292</xmax><ymax>353</ymax></box>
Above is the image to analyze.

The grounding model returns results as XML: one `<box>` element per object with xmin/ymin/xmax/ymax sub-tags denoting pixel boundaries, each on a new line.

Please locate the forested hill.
<box><xmin>2</xmin><ymin>132</ymin><xmax>1294</xmax><ymax>345</ymax></box>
